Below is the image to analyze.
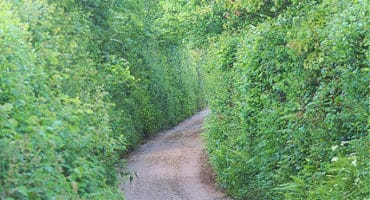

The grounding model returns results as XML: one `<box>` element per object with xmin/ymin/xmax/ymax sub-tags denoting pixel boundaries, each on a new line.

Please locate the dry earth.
<box><xmin>121</xmin><ymin>109</ymin><xmax>231</xmax><ymax>200</ymax></box>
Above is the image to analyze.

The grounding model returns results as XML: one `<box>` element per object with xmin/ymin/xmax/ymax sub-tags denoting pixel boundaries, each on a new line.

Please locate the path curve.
<box><xmin>121</xmin><ymin>109</ymin><xmax>230</xmax><ymax>200</ymax></box>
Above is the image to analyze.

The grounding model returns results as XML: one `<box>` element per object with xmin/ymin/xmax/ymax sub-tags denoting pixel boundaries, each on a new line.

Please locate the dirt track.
<box><xmin>121</xmin><ymin>109</ymin><xmax>230</xmax><ymax>200</ymax></box>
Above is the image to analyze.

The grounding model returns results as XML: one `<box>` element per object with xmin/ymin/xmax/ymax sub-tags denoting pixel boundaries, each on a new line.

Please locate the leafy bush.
<box><xmin>192</xmin><ymin>0</ymin><xmax>369</xmax><ymax>199</ymax></box>
<box><xmin>0</xmin><ymin>0</ymin><xmax>204</xmax><ymax>199</ymax></box>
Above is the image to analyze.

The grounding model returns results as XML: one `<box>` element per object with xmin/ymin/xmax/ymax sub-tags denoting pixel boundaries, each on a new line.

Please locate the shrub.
<box><xmin>201</xmin><ymin>0</ymin><xmax>369</xmax><ymax>199</ymax></box>
<box><xmin>0</xmin><ymin>0</ymin><xmax>205</xmax><ymax>199</ymax></box>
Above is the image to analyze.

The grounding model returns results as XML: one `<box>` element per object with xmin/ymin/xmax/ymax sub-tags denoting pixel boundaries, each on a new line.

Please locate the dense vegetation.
<box><xmin>166</xmin><ymin>0</ymin><xmax>369</xmax><ymax>199</ymax></box>
<box><xmin>1</xmin><ymin>0</ymin><xmax>368</xmax><ymax>199</ymax></box>
<box><xmin>0</xmin><ymin>0</ymin><xmax>203</xmax><ymax>199</ymax></box>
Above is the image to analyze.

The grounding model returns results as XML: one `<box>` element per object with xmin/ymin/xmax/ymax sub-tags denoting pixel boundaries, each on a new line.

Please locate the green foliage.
<box><xmin>187</xmin><ymin>0</ymin><xmax>369</xmax><ymax>199</ymax></box>
<box><xmin>0</xmin><ymin>0</ymin><xmax>204</xmax><ymax>199</ymax></box>
<box><xmin>3</xmin><ymin>0</ymin><xmax>367</xmax><ymax>199</ymax></box>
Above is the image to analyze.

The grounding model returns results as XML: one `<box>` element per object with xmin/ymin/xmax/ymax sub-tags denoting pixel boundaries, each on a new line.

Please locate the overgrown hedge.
<box><xmin>199</xmin><ymin>0</ymin><xmax>369</xmax><ymax>199</ymax></box>
<box><xmin>0</xmin><ymin>0</ymin><xmax>204</xmax><ymax>199</ymax></box>
<box><xmin>2</xmin><ymin>0</ymin><xmax>368</xmax><ymax>199</ymax></box>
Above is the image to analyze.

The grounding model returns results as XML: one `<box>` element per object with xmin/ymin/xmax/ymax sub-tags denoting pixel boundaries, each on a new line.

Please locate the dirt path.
<box><xmin>121</xmin><ymin>109</ymin><xmax>230</xmax><ymax>200</ymax></box>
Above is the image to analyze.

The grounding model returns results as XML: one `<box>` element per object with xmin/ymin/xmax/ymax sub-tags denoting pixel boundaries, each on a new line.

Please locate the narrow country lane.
<box><xmin>121</xmin><ymin>109</ymin><xmax>230</xmax><ymax>200</ymax></box>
